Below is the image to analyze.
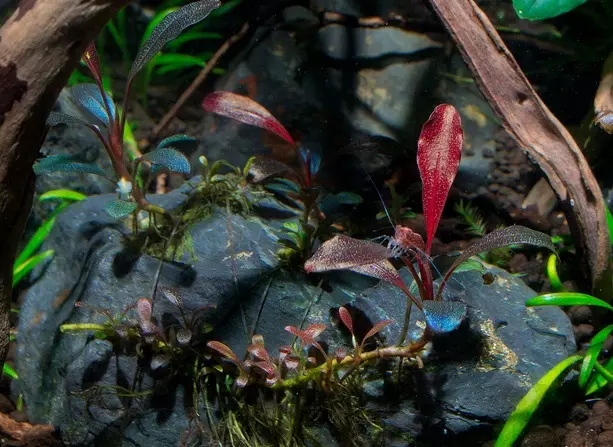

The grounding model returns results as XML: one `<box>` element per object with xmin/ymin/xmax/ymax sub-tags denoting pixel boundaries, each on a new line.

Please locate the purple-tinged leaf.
<box><xmin>246</xmin><ymin>360</ymin><xmax>276</xmax><ymax>378</ymax></box>
<box><xmin>338</xmin><ymin>307</ymin><xmax>354</xmax><ymax>335</ymax></box>
<box><xmin>247</xmin><ymin>343</ymin><xmax>270</xmax><ymax>362</ymax></box>
<box><xmin>334</xmin><ymin>347</ymin><xmax>348</xmax><ymax>362</ymax></box>
<box><xmin>438</xmin><ymin>225</ymin><xmax>556</xmax><ymax>298</ymax></box>
<box><xmin>82</xmin><ymin>42</ymin><xmax>102</xmax><ymax>84</ymax></box>
<box><xmin>278</xmin><ymin>346</ymin><xmax>292</xmax><ymax>364</ymax></box>
<box><xmin>304</xmin><ymin>235</ymin><xmax>392</xmax><ymax>273</ymax></box>
<box><xmin>284</xmin><ymin>355</ymin><xmax>300</xmax><ymax>370</ymax></box>
<box><xmin>203</xmin><ymin>91</ymin><xmax>295</xmax><ymax>146</ymax></box>
<box><xmin>137</xmin><ymin>298</ymin><xmax>152</xmax><ymax>324</ymax></box>
<box><xmin>235</xmin><ymin>371</ymin><xmax>249</xmax><ymax>388</ymax></box>
<box><xmin>128</xmin><ymin>0</ymin><xmax>220</xmax><ymax>85</ymax></box>
<box><xmin>362</xmin><ymin>320</ymin><xmax>392</xmax><ymax>344</ymax></box>
<box><xmin>69</xmin><ymin>84</ymin><xmax>116</xmax><ymax>127</ymax></box>
<box><xmin>160</xmin><ymin>287</ymin><xmax>184</xmax><ymax>309</ymax></box>
<box><xmin>417</xmin><ymin>104</ymin><xmax>463</xmax><ymax>254</ymax></box>
<box><xmin>207</xmin><ymin>341</ymin><xmax>240</xmax><ymax>365</ymax></box>
<box><xmin>302</xmin><ymin>324</ymin><xmax>328</xmax><ymax>343</ymax></box>
<box><xmin>422</xmin><ymin>300</ymin><xmax>466</xmax><ymax>333</ymax></box>
<box><xmin>248</xmin><ymin>157</ymin><xmax>297</xmax><ymax>183</ymax></box>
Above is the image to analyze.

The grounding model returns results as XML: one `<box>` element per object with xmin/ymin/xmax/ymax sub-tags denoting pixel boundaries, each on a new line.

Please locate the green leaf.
<box><xmin>39</xmin><ymin>189</ymin><xmax>87</xmax><ymax>202</ymax></box>
<box><xmin>14</xmin><ymin>216</ymin><xmax>56</xmax><ymax>267</ymax></box>
<box><xmin>2</xmin><ymin>363</ymin><xmax>18</xmax><ymax>380</ymax></box>
<box><xmin>128</xmin><ymin>0</ymin><xmax>220</xmax><ymax>85</ymax></box>
<box><xmin>606</xmin><ymin>207</ymin><xmax>613</xmax><ymax>247</ymax></box>
<box><xmin>166</xmin><ymin>31</ymin><xmax>223</xmax><ymax>50</ymax></box>
<box><xmin>142</xmin><ymin>148</ymin><xmax>191</xmax><ymax>174</ymax></box>
<box><xmin>526</xmin><ymin>293</ymin><xmax>613</xmax><ymax>312</ymax></box>
<box><xmin>33</xmin><ymin>155</ymin><xmax>107</xmax><ymax>177</ymax></box>
<box><xmin>579</xmin><ymin>324</ymin><xmax>613</xmax><ymax>388</ymax></box>
<box><xmin>210</xmin><ymin>0</ymin><xmax>242</xmax><ymax>17</ymax></box>
<box><xmin>104</xmin><ymin>200</ymin><xmax>138</xmax><ymax>219</ymax></box>
<box><xmin>546</xmin><ymin>253</ymin><xmax>565</xmax><ymax>292</ymax></box>
<box><xmin>586</xmin><ymin>357</ymin><xmax>613</xmax><ymax>395</ymax></box>
<box><xmin>513</xmin><ymin>0</ymin><xmax>588</xmax><ymax>20</ymax></box>
<box><xmin>152</xmin><ymin>54</ymin><xmax>207</xmax><ymax>75</ymax></box>
<box><xmin>495</xmin><ymin>355</ymin><xmax>582</xmax><ymax>447</ymax></box>
<box><xmin>13</xmin><ymin>250</ymin><xmax>54</xmax><ymax>286</ymax></box>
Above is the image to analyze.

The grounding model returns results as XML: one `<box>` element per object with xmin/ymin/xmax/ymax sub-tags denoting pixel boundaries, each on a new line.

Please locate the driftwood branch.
<box><xmin>427</xmin><ymin>0</ymin><xmax>612</xmax><ymax>295</ymax></box>
<box><xmin>0</xmin><ymin>0</ymin><xmax>128</xmax><ymax>368</ymax></box>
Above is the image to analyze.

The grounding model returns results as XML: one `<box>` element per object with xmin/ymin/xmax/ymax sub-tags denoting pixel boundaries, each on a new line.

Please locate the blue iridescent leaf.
<box><xmin>157</xmin><ymin>134</ymin><xmax>197</xmax><ymax>149</ymax></box>
<box><xmin>70</xmin><ymin>84</ymin><xmax>116</xmax><ymax>127</ymax></box>
<box><xmin>142</xmin><ymin>148</ymin><xmax>191</xmax><ymax>174</ymax></box>
<box><xmin>265</xmin><ymin>182</ymin><xmax>299</xmax><ymax>196</ymax></box>
<box><xmin>300</xmin><ymin>148</ymin><xmax>322</xmax><ymax>175</ymax></box>
<box><xmin>33</xmin><ymin>155</ymin><xmax>106</xmax><ymax>176</ymax></box>
<box><xmin>47</xmin><ymin>111</ymin><xmax>91</xmax><ymax>128</ymax></box>
<box><xmin>422</xmin><ymin>300</ymin><xmax>467</xmax><ymax>333</ymax></box>
<box><xmin>267</xmin><ymin>178</ymin><xmax>300</xmax><ymax>193</ymax></box>
<box><xmin>104</xmin><ymin>200</ymin><xmax>138</xmax><ymax>219</ymax></box>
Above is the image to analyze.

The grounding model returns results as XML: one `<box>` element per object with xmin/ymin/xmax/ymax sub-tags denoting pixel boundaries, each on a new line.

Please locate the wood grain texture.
<box><xmin>428</xmin><ymin>0</ymin><xmax>612</xmax><ymax>295</ymax></box>
<box><xmin>0</xmin><ymin>0</ymin><xmax>128</xmax><ymax>369</ymax></box>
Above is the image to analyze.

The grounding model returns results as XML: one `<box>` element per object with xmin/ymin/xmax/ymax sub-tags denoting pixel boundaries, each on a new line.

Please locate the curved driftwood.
<box><xmin>428</xmin><ymin>0</ymin><xmax>612</xmax><ymax>296</ymax></box>
<box><xmin>0</xmin><ymin>1</ymin><xmax>128</xmax><ymax>367</ymax></box>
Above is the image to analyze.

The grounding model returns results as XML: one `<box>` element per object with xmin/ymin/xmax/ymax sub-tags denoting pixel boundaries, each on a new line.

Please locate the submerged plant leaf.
<box><xmin>203</xmin><ymin>91</ymin><xmax>295</xmax><ymax>146</ymax></box>
<box><xmin>422</xmin><ymin>300</ymin><xmax>467</xmax><ymax>333</ymax></box>
<box><xmin>137</xmin><ymin>298</ymin><xmax>153</xmax><ymax>325</ymax></box>
<box><xmin>417</xmin><ymin>104</ymin><xmax>463</xmax><ymax>254</ymax></box>
<box><xmin>586</xmin><ymin>357</ymin><xmax>613</xmax><ymax>395</ymax></box>
<box><xmin>495</xmin><ymin>355</ymin><xmax>582</xmax><ymax>446</ymax></box>
<box><xmin>207</xmin><ymin>341</ymin><xmax>240</xmax><ymax>364</ymax></box>
<box><xmin>160</xmin><ymin>287</ymin><xmax>184</xmax><ymax>309</ymax></box>
<box><xmin>128</xmin><ymin>0</ymin><xmax>220</xmax><ymax>84</ymax></box>
<box><xmin>285</xmin><ymin>324</ymin><xmax>327</xmax><ymax>346</ymax></box>
<box><xmin>176</xmin><ymin>328</ymin><xmax>192</xmax><ymax>346</ymax></box>
<box><xmin>46</xmin><ymin>111</ymin><xmax>92</xmax><ymax>128</ymax></box>
<box><xmin>438</xmin><ymin>226</ymin><xmax>556</xmax><ymax>298</ymax></box>
<box><xmin>304</xmin><ymin>235</ymin><xmax>392</xmax><ymax>273</ymax></box>
<box><xmin>338</xmin><ymin>307</ymin><xmax>354</xmax><ymax>335</ymax></box>
<box><xmin>526</xmin><ymin>292</ymin><xmax>613</xmax><ymax>312</ymax></box>
<box><xmin>13</xmin><ymin>250</ymin><xmax>54</xmax><ymax>287</ymax></box>
<box><xmin>39</xmin><ymin>189</ymin><xmax>87</xmax><ymax>202</ymax></box>
<box><xmin>512</xmin><ymin>0</ymin><xmax>588</xmax><ymax>21</ymax></box>
<box><xmin>70</xmin><ymin>84</ymin><xmax>116</xmax><ymax>127</ymax></box>
<box><xmin>348</xmin><ymin>260</ymin><xmax>417</xmax><ymax>303</ymax></box>
<box><xmin>142</xmin><ymin>148</ymin><xmax>191</xmax><ymax>174</ymax></box>
<box><xmin>362</xmin><ymin>319</ymin><xmax>392</xmax><ymax>344</ymax></box>
<box><xmin>157</xmin><ymin>134</ymin><xmax>197</xmax><ymax>148</ymax></box>
<box><xmin>579</xmin><ymin>324</ymin><xmax>613</xmax><ymax>388</ymax></box>
<box><xmin>104</xmin><ymin>200</ymin><xmax>138</xmax><ymax>219</ymax></box>
<box><xmin>82</xmin><ymin>42</ymin><xmax>102</xmax><ymax>82</ymax></box>
<box><xmin>2</xmin><ymin>363</ymin><xmax>18</xmax><ymax>380</ymax></box>
<box><xmin>33</xmin><ymin>155</ymin><xmax>106</xmax><ymax>177</ymax></box>
<box><xmin>249</xmin><ymin>157</ymin><xmax>296</xmax><ymax>183</ymax></box>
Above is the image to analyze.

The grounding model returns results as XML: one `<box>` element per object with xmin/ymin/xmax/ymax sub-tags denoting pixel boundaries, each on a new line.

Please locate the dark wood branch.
<box><xmin>427</xmin><ymin>0</ymin><xmax>612</xmax><ymax>295</ymax></box>
<box><xmin>0</xmin><ymin>0</ymin><xmax>128</xmax><ymax>368</ymax></box>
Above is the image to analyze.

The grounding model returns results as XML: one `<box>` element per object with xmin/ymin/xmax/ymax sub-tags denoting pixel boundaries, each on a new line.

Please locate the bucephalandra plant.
<box><xmin>303</xmin><ymin>104</ymin><xmax>557</xmax><ymax>344</ymax></box>
<box><xmin>34</xmin><ymin>0</ymin><xmax>221</xmax><ymax>221</ymax></box>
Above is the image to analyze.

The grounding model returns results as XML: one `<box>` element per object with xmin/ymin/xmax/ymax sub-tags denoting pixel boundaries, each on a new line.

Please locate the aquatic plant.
<box><xmin>202</xmin><ymin>91</ymin><xmax>362</xmax><ymax>264</ymax></box>
<box><xmin>497</xmin><ymin>288</ymin><xmax>613</xmax><ymax>446</ymax></box>
<box><xmin>513</xmin><ymin>0</ymin><xmax>588</xmax><ymax>20</ymax></box>
<box><xmin>304</xmin><ymin>104</ymin><xmax>556</xmax><ymax>343</ymax></box>
<box><xmin>33</xmin><ymin>0</ymin><xmax>221</xmax><ymax>221</ymax></box>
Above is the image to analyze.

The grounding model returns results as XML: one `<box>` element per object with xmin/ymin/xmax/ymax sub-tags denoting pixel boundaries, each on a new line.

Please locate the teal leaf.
<box><xmin>128</xmin><ymin>0</ymin><xmax>220</xmax><ymax>84</ymax></box>
<box><xmin>104</xmin><ymin>200</ymin><xmax>138</xmax><ymax>219</ymax></box>
<box><xmin>421</xmin><ymin>300</ymin><xmax>467</xmax><ymax>333</ymax></box>
<box><xmin>47</xmin><ymin>111</ymin><xmax>91</xmax><ymax>128</ymax></box>
<box><xmin>33</xmin><ymin>155</ymin><xmax>106</xmax><ymax>176</ymax></box>
<box><xmin>142</xmin><ymin>148</ymin><xmax>191</xmax><ymax>174</ymax></box>
<box><xmin>157</xmin><ymin>134</ymin><xmax>197</xmax><ymax>149</ymax></box>
<box><xmin>513</xmin><ymin>0</ymin><xmax>588</xmax><ymax>20</ymax></box>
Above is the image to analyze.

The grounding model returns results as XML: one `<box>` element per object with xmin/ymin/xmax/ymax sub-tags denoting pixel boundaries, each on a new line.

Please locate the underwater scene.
<box><xmin>1</xmin><ymin>0</ymin><xmax>613</xmax><ymax>445</ymax></box>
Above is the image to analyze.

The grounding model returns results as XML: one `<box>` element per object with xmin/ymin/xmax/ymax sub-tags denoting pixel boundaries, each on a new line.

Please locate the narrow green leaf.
<box><xmin>104</xmin><ymin>200</ymin><xmax>138</xmax><ymax>219</ymax></box>
<box><xmin>14</xmin><ymin>217</ymin><xmax>56</xmax><ymax>267</ymax></box>
<box><xmin>546</xmin><ymin>254</ymin><xmax>565</xmax><ymax>292</ymax></box>
<box><xmin>513</xmin><ymin>0</ymin><xmax>588</xmax><ymax>20</ymax></box>
<box><xmin>142</xmin><ymin>148</ymin><xmax>191</xmax><ymax>174</ymax></box>
<box><xmin>606</xmin><ymin>207</ymin><xmax>613</xmax><ymax>247</ymax></box>
<box><xmin>13</xmin><ymin>250</ymin><xmax>54</xmax><ymax>286</ymax></box>
<box><xmin>33</xmin><ymin>155</ymin><xmax>107</xmax><ymax>177</ymax></box>
<box><xmin>580</xmin><ymin>324</ymin><xmax>613</xmax><ymax>388</ymax></box>
<box><xmin>39</xmin><ymin>189</ymin><xmax>87</xmax><ymax>202</ymax></box>
<box><xmin>495</xmin><ymin>355</ymin><xmax>582</xmax><ymax>447</ymax></box>
<box><xmin>166</xmin><ymin>32</ymin><xmax>223</xmax><ymax>50</ymax></box>
<box><xmin>526</xmin><ymin>293</ymin><xmax>613</xmax><ymax>313</ymax></box>
<box><xmin>586</xmin><ymin>357</ymin><xmax>613</xmax><ymax>395</ymax></box>
<box><xmin>128</xmin><ymin>0</ymin><xmax>220</xmax><ymax>85</ymax></box>
<box><xmin>2</xmin><ymin>363</ymin><xmax>18</xmax><ymax>380</ymax></box>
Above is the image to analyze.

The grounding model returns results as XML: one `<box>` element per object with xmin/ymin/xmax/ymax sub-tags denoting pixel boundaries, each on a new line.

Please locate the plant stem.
<box><xmin>60</xmin><ymin>323</ymin><xmax>106</xmax><ymax>333</ymax></box>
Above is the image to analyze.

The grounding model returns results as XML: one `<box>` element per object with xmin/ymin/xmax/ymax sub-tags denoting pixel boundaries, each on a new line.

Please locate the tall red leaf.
<box><xmin>82</xmin><ymin>42</ymin><xmax>102</xmax><ymax>85</ymax></box>
<box><xmin>417</xmin><ymin>104</ymin><xmax>463</xmax><ymax>254</ymax></box>
<box><xmin>202</xmin><ymin>92</ymin><xmax>295</xmax><ymax>146</ymax></box>
<box><xmin>338</xmin><ymin>307</ymin><xmax>354</xmax><ymax>335</ymax></box>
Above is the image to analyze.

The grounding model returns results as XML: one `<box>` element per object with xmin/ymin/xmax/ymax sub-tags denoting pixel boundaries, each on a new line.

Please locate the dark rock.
<box><xmin>573</xmin><ymin>324</ymin><xmax>595</xmax><ymax>343</ymax></box>
<box><xmin>16</xmin><ymin>183</ymin><xmax>575</xmax><ymax>445</ymax></box>
<box><xmin>568</xmin><ymin>305</ymin><xmax>593</xmax><ymax>325</ymax></box>
<box><xmin>0</xmin><ymin>394</ymin><xmax>15</xmax><ymax>413</ymax></box>
<box><xmin>521</xmin><ymin>425</ymin><xmax>561</xmax><ymax>447</ymax></box>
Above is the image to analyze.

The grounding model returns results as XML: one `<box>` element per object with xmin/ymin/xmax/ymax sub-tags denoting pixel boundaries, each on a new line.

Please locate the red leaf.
<box><xmin>207</xmin><ymin>341</ymin><xmax>240</xmax><ymax>365</ymax></box>
<box><xmin>137</xmin><ymin>298</ymin><xmax>152</xmax><ymax>323</ymax></box>
<box><xmin>338</xmin><ymin>307</ymin><xmax>354</xmax><ymax>335</ymax></box>
<box><xmin>302</xmin><ymin>324</ymin><xmax>327</xmax><ymax>342</ymax></box>
<box><xmin>304</xmin><ymin>235</ymin><xmax>392</xmax><ymax>273</ymax></box>
<box><xmin>362</xmin><ymin>320</ymin><xmax>392</xmax><ymax>344</ymax></box>
<box><xmin>417</xmin><ymin>104</ymin><xmax>463</xmax><ymax>254</ymax></box>
<box><xmin>202</xmin><ymin>92</ymin><xmax>295</xmax><ymax>146</ymax></box>
<box><xmin>82</xmin><ymin>42</ymin><xmax>102</xmax><ymax>84</ymax></box>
